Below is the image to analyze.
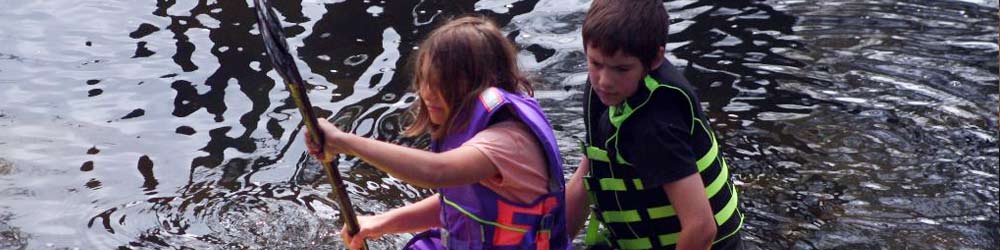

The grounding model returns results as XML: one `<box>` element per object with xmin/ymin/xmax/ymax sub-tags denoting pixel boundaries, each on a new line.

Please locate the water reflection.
<box><xmin>99</xmin><ymin>0</ymin><xmax>546</xmax><ymax>248</ymax></box>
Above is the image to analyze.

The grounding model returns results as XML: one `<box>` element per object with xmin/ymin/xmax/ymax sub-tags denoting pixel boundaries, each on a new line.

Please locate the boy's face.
<box><xmin>585</xmin><ymin>45</ymin><xmax>646</xmax><ymax>106</ymax></box>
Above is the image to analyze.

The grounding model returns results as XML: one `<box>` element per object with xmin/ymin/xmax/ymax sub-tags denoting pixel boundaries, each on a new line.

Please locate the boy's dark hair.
<box><xmin>582</xmin><ymin>0</ymin><xmax>669</xmax><ymax>69</ymax></box>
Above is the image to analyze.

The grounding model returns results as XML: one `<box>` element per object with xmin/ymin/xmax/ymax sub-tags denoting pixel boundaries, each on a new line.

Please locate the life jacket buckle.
<box><xmin>441</xmin><ymin>229</ymin><xmax>449</xmax><ymax>249</ymax></box>
<box><xmin>538</xmin><ymin>213</ymin><xmax>554</xmax><ymax>230</ymax></box>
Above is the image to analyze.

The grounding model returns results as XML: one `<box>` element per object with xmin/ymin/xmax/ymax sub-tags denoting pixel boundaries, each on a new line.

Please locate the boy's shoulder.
<box><xmin>648</xmin><ymin>60</ymin><xmax>707</xmax><ymax>118</ymax></box>
<box><xmin>649</xmin><ymin>58</ymin><xmax>696</xmax><ymax>97</ymax></box>
<box><xmin>627</xmin><ymin>87</ymin><xmax>693</xmax><ymax>134</ymax></box>
<box><xmin>612</xmin><ymin>64</ymin><xmax>704</xmax><ymax>150</ymax></box>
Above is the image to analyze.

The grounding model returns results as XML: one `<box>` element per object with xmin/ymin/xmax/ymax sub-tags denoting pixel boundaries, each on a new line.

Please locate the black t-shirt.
<box><xmin>587</xmin><ymin>61</ymin><xmax>702</xmax><ymax>188</ymax></box>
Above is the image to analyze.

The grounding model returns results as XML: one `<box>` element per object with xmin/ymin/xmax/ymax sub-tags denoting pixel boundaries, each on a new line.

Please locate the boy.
<box><xmin>565</xmin><ymin>0</ymin><xmax>744</xmax><ymax>249</ymax></box>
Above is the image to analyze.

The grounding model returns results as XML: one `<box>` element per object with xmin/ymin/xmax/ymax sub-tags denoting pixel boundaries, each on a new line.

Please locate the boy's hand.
<box><xmin>340</xmin><ymin>215</ymin><xmax>386</xmax><ymax>250</ymax></box>
<box><xmin>304</xmin><ymin>119</ymin><xmax>350</xmax><ymax>162</ymax></box>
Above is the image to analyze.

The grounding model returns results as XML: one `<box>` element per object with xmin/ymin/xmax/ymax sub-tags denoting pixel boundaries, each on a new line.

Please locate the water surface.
<box><xmin>0</xmin><ymin>0</ymin><xmax>997</xmax><ymax>249</ymax></box>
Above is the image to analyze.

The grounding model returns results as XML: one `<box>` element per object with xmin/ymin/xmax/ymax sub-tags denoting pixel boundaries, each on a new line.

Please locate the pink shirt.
<box><xmin>461</xmin><ymin>120</ymin><xmax>549</xmax><ymax>204</ymax></box>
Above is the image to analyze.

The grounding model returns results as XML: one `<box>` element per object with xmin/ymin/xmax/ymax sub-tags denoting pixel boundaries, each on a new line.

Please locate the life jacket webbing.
<box><xmin>583</xmin><ymin>74</ymin><xmax>742</xmax><ymax>249</ymax></box>
<box><xmin>441</xmin><ymin>195</ymin><xmax>528</xmax><ymax>233</ymax></box>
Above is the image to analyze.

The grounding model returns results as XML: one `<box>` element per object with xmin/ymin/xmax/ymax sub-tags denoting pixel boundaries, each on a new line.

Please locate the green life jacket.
<box><xmin>582</xmin><ymin>66</ymin><xmax>743</xmax><ymax>250</ymax></box>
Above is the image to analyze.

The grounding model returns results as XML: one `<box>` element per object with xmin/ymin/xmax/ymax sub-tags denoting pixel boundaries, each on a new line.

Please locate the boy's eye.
<box><xmin>615</xmin><ymin>66</ymin><xmax>629</xmax><ymax>72</ymax></box>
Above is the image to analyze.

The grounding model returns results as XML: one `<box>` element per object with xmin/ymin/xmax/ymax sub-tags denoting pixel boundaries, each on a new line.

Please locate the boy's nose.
<box><xmin>594</xmin><ymin>71</ymin><xmax>611</xmax><ymax>89</ymax></box>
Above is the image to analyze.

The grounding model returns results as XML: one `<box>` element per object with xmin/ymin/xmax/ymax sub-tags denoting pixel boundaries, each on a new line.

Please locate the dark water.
<box><xmin>0</xmin><ymin>0</ymin><xmax>997</xmax><ymax>249</ymax></box>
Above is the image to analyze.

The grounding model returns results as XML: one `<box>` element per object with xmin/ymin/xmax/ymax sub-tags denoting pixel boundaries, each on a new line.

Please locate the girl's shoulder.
<box><xmin>473</xmin><ymin>119</ymin><xmax>533</xmax><ymax>146</ymax></box>
<box><xmin>470</xmin><ymin>119</ymin><xmax>549</xmax><ymax>203</ymax></box>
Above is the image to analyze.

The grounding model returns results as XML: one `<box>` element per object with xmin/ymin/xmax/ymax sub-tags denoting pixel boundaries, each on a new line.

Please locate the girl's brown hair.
<box><xmin>403</xmin><ymin>16</ymin><xmax>533</xmax><ymax>139</ymax></box>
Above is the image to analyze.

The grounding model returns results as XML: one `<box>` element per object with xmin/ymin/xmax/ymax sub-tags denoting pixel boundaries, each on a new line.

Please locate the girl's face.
<box><xmin>418</xmin><ymin>62</ymin><xmax>449</xmax><ymax>126</ymax></box>
<box><xmin>420</xmin><ymin>84</ymin><xmax>448</xmax><ymax>126</ymax></box>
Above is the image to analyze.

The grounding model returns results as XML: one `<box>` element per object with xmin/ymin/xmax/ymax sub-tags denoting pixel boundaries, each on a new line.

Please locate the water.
<box><xmin>0</xmin><ymin>0</ymin><xmax>996</xmax><ymax>249</ymax></box>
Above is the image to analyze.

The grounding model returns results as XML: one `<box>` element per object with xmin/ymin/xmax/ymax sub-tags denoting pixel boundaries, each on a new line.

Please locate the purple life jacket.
<box><xmin>403</xmin><ymin>87</ymin><xmax>569</xmax><ymax>250</ymax></box>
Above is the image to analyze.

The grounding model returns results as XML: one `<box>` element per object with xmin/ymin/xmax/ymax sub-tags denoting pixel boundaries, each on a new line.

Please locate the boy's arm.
<box><xmin>565</xmin><ymin>158</ymin><xmax>592</xmax><ymax>236</ymax></box>
<box><xmin>663</xmin><ymin>174</ymin><xmax>716</xmax><ymax>250</ymax></box>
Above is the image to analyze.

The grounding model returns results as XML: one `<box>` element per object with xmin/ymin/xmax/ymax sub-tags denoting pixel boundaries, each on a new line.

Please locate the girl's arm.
<box><xmin>367</xmin><ymin>194</ymin><xmax>443</xmax><ymax>234</ymax></box>
<box><xmin>663</xmin><ymin>174</ymin><xmax>717</xmax><ymax>250</ymax></box>
<box><xmin>342</xmin><ymin>194</ymin><xmax>442</xmax><ymax>249</ymax></box>
<box><xmin>565</xmin><ymin>158</ymin><xmax>592</xmax><ymax>236</ymax></box>
<box><xmin>306</xmin><ymin>119</ymin><xmax>497</xmax><ymax>189</ymax></box>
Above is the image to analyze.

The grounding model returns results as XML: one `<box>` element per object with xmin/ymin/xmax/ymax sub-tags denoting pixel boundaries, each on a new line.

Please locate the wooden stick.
<box><xmin>251</xmin><ymin>0</ymin><xmax>367</xmax><ymax>249</ymax></box>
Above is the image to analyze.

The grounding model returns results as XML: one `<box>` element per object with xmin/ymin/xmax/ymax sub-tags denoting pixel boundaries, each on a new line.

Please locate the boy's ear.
<box><xmin>650</xmin><ymin>46</ymin><xmax>666</xmax><ymax>70</ymax></box>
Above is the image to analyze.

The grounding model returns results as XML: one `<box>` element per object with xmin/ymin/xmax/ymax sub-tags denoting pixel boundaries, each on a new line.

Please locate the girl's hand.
<box><xmin>341</xmin><ymin>215</ymin><xmax>388</xmax><ymax>250</ymax></box>
<box><xmin>304</xmin><ymin>119</ymin><xmax>351</xmax><ymax>162</ymax></box>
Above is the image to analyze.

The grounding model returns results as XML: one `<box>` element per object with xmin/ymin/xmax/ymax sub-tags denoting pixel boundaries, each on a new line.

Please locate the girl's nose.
<box><xmin>418</xmin><ymin>86</ymin><xmax>432</xmax><ymax>100</ymax></box>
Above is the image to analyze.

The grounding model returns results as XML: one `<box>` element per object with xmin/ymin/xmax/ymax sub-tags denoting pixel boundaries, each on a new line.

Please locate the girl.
<box><xmin>305</xmin><ymin>16</ymin><xmax>569</xmax><ymax>250</ymax></box>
